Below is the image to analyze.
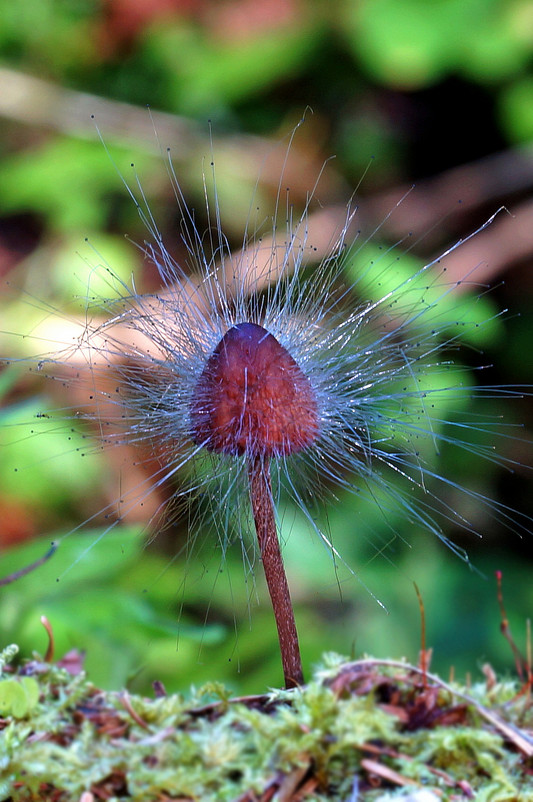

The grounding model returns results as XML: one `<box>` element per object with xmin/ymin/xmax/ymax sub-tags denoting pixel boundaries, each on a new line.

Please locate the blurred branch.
<box><xmin>0</xmin><ymin>67</ymin><xmax>201</xmax><ymax>157</ymax></box>
<box><xmin>2</xmin><ymin>67</ymin><xmax>532</xmax><ymax>272</ymax></box>
<box><xmin>420</xmin><ymin>199</ymin><xmax>533</xmax><ymax>288</ymax></box>
<box><xmin>366</xmin><ymin>146</ymin><xmax>533</xmax><ymax>240</ymax></box>
<box><xmin>1</xmin><ymin>68</ymin><xmax>531</xmax><ymax>306</ymax></box>
<box><xmin>0</xmin><ymin>68</ymin><xmax>343</xmax><ymax>201</ymax></box>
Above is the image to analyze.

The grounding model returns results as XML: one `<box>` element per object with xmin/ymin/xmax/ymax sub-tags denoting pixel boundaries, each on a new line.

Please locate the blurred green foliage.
<box><xmin>0</xmin><ymin>0</ymin><xmax>532</xmax><ymax>694</ymax></box>
<box><xmin>350</xmin><ymin>0</ymin><xmax>533</xmax><ymax>87</ymax></box>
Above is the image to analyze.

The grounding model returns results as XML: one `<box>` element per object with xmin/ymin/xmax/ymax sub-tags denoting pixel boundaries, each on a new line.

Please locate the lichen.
<box><xmin>1</xmin><ymin>646</ymin><xmax>532</xmax><ymax>801</ymax></box>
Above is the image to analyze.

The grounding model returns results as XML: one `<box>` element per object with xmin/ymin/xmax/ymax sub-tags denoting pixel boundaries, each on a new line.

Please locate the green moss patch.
<box><xmin>1</xmin><ymin>646</ymin><xmax>532</xmax><ymax>801</ymax></box>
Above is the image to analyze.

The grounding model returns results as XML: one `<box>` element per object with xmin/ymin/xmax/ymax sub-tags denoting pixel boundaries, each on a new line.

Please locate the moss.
<box><xmin>1</xmin><ymin>645</ymin><xmax>532</xmax><ymax>801</ymax></box>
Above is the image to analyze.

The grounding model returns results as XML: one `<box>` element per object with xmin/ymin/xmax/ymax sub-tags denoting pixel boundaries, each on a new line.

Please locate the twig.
<box><xmin>40</xmin><ymin>615</ymin><xmax>54</xmax><ymax>662</ymax></box>
<box><xmin>0</xmin><ymin>541</ymin><xmax>57</xmax><ymax>587</ymax></box>
<box><xmin>119</xmin><ymin>691</ymin><xmax>151</xmax><ymax>731</ymax></box>
<box><xmin>495</xmin><ymin>570</ymin><xmax>529</xmax><ymax>681</ymax></box>
<box><xmin>337</xmin><ymin>658</ymin><xmax>533</xmax><ymax>758</ymax></box>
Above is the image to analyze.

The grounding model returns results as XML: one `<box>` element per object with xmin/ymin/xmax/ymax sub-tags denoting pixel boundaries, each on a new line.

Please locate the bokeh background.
<box><xmin>0</xmin><ymin>0</ymin><xmax>532</xmax><ymax>694</ymax></box>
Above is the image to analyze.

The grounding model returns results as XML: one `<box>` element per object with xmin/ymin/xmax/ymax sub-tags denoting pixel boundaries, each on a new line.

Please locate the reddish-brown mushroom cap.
<box><xmin>191</xmin><ymin>322</ymin><xmax>319</xmax><ymax>457</ymax></box>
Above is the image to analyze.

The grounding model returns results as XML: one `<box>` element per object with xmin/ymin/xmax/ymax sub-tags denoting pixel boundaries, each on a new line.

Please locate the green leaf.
<box><xmin>0</xmin><ymin>397</ymin><xmax>105</xmax><ymax>509</ymax></box>
<box><xmin>145</xmin><ymin>21</ymin><xmax>322</xmax><ymax>115</ymax></box>
<box><xmin>1</xmin><ymin>138</ymin><xmax>152</xmax><ymax>233</ymax></box>
<box><xmin>0</xmin><ymin>677</ymin><xmax>39</xmax><ymax>718</ymax></box>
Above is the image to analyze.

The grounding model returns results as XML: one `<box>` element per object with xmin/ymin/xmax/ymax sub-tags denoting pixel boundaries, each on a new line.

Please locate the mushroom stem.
<box><xmin>248</xmin><ymin>455</ymin><xmax>304</xmax><ymax>689</ymax></box>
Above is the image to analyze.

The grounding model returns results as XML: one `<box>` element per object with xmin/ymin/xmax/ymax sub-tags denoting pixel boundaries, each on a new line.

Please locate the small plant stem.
<box><xmin>248</xmin><ymin>455</ymin><xmax>304</xmax><ymax>689</ymax></box>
